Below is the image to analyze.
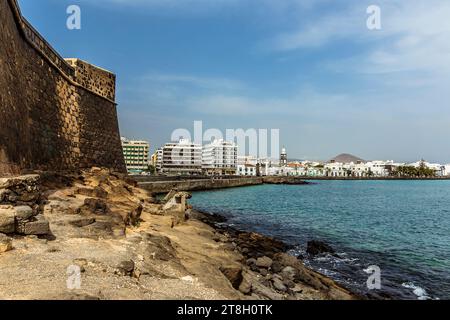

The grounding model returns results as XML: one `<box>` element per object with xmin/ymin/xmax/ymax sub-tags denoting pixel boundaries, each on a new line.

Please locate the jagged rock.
<box><xmin>141</xmin><ymin>233</ymin><xmax>177</xmax><ymax>262</ymax></box>
<box><xmin>306</xmin><ymin>240</ymin><xmax>335</xmax><ymax>256</ymax></box>
<box><xmin>236</xmin><ymin>232</ymin><xmax>287</xmax><ymax>258</ymax></box>
<box><xmin>76</xmin><ymin>186</ymin><xmax>108</xmax><ymax>199</ymax></box>
<box><xmin>0</xmin><ymin>189</ymin><xmax>11</xmax><ymax>202</ymax></box>
<box><xmin>251</xmin><ymin>280</ymin><xmax>284</xmax><ymax>300</ymax></box>
<box><xmin>271</xmin><ymin>261</ymin><xmax>283</xmax><ymax>273</ymax></box>
<box><xmin>0</xmin><ymin>175</ymin><xmax>40</xmax><ymax>190</ymax></box>
<box><xmin>83</xmin><ymin>198</ymin><xmax>109</xmax><ymax>215</ymax></box>
<box><xmin>259</xmin><ymin>268</ymin><xmax>268</xmax><ymax>276</ymax></box>
<box><xmin>16</xmin><ymin>215</ymin><xmax>50</xmax><ymax>235</ymax></box>
<box><xmin>283</xmin><ymin>279</ymin><xmax>296</xmax><ymax>289</ymax></box>
<box><xmin>0</xmin><ymin>207</ymin><xmax>15</xmax><ymax>234</ymax></box>
<box><xmin>281</xmin><ymin>266</ymin><xmax>296</xmax><ymax>281</ymax></box>
<box><xmin>0</xmin><ymin>233</ymin><xmax>13</xmax><ymax>253</ymax></box>
<box><xmin>256</xmin><ymin>256</ymin><xmax>273</xmax><ymax>268</ymax></box>
<box><xmin>220</xmin><ymin>265</ymin><xmax>243</xmax><ymax>290</ymax></box>
<box><xmin>0</xmin><ymin>175</ymin><xmax>41</xmax><ymax>205</ymax></box>
<box><xmin>272</xmin><ymin>278</ymin><xmax>287</xmax><ymax>292</ymax></box>
<box><xmin>117</xmin><ymin>260</ymin><xmax>135</xmax><ymax>276</ymax></box>
<box><xmin>127</xmin><ymin>204</ymin><xmax>142</xmax><ymax>226</ymax></box>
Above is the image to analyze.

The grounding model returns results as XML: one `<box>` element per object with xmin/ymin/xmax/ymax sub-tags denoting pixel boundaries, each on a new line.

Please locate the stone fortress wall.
<box><xmin>0</xmin><ymin>0</ymin><xmax>126</xmax><ymax>176</ymax></box>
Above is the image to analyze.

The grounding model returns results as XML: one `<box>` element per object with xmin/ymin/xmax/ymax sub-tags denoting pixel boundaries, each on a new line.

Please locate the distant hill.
<box><xmin>329</xmin><ymin>153</ymin><xmax>365</xmax><ymax>163</ymax></box>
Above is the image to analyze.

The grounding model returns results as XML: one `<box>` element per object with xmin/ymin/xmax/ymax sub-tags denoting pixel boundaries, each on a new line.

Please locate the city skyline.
<box><xmin>19</xmin><ymin>0</ymin><xmax>450</xmax><ymax>163</ymax></box>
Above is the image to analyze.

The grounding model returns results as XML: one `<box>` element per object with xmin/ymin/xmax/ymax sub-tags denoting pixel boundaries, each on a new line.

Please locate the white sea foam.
<box><xmin>402</xmin><ymin>282</ymin><xmax>431</xmax><ymax>300</ymax></box>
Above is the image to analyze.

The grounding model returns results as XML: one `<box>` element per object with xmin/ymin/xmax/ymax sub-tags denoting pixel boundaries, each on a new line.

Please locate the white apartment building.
<box><xmin>159</xmin><ymin>139</ymin><xmax>202</xmax><ymax>175</ymax></box>
<box><xmin>237</xmin><ymin>164</ymin><xmax>257</xmax><ymax>176</ymax></box>
<box><xmin>443</xmin><ymin>165</ymin><xmax>450</xmax><ymax>176</ymax></box>
<box><xmin>121</xmin><ymin>137</ymin><xmax>150</xmax><ymax>174</ymax></box>
<box><xmin>202</xmin><ymin>139</ymin><xmax>238</xmax><ymax>175</ymax></box>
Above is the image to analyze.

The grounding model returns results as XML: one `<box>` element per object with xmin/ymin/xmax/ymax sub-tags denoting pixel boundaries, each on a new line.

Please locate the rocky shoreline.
<box><xmin>0</xmin><ymin>169</ymin><xmax>359</xmax><ymax>300</ymax></box>
<box><xmin>191</xmin><ymin>210</ymin><xmax>360</xmax><ymax>300</ymax></box>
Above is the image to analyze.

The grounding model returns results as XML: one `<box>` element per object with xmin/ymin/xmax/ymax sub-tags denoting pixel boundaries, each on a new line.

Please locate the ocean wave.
<box><xmin>402</xmin><ymin>282</ymin><xmax>431</xmax><ymax>300</ymax></box>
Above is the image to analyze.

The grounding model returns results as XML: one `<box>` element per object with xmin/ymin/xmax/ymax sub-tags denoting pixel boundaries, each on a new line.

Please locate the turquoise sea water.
<box><xmin>190</xmin><ymin>180</ymin><xmax>450</xmax><ymax>300</ymax></box>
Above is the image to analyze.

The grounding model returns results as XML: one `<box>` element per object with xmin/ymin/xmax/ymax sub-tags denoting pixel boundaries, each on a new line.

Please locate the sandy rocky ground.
<box><xmin>0</xmin><ymin>168</ymin><xmax>356</xmax><ymax>300</ymax></box>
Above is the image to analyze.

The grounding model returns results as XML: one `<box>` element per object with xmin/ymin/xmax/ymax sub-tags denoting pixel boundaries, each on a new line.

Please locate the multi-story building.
<box><xmin>159</xmin><ymin>139</ymin><xmax>202</xmax><ymax>175</ymax></box>
<box><xmin>121</xmin><ymin>137</ymin><xmax>150</xmax><ymax>174</ymax></box>
<box><xmin>237</xmin><ymin>164</ymin><xmax>257</xmax><ymax>176</ymax></box>
<box><xmin>202</xmin><ymin>139</ymin><xmax>237</xmax><ymax>175</ymax></box>
<box><xmin>151</xmin><ymin>148</ymin><xmax>163</xmax><ymax>172</ymax></box>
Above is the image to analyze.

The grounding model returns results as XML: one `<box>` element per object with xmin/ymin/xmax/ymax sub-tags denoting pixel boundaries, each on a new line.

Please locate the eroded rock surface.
<box><xmin>0</xmin><ymin>169</ymin><xmax>357</xmax><ymax>300</ymax></box>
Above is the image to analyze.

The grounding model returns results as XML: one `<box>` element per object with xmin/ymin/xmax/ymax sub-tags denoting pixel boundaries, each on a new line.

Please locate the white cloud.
<box><xmin>268</xmin><ymin>0</ymin><xmax>450</xmax><ymax>76</ymax></box>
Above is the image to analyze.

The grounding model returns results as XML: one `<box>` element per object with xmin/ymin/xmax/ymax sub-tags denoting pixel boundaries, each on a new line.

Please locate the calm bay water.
<box><xmin>190</xmin><ymin>180</ymin><xmax>450</xmax><ymax>300</ymax></box>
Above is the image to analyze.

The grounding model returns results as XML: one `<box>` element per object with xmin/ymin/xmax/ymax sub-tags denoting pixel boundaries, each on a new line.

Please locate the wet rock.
<box><xmin>256</xmin><ymin>256</ymin><xmax>273</xmax><ymax>269</ymax></box>
<box><xmin>274</xmin><ymin>253</ymin><xmax>302</xmax><ymax>269</ymax></box>
<box><xmin>306</xmin><ymin>240</ymin><xmax>335</xmax><ymax>256</ymax></box>
<box><xmin>220</xmin><ymin>265</ymin><xmax>243</xmax><ymax>290</ymax></box>
<box><xmin>0</xmin><ymin>233</ymin><xmax>13</xmax><ymax>253</ymax></box>
<box><xmin>236</xmin><ymin>232</ymin><xmax>288</xmax><ymax>258</ymax></box>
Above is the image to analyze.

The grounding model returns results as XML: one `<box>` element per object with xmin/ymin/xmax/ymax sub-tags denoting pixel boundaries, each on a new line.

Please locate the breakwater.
<box><xmin>136</xmin><ymin>176</ymin><xmax>308</xmax><ymax>193</ymax></box>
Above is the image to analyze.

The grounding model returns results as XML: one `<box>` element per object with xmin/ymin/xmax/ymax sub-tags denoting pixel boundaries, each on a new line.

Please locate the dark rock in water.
<box><xmin>220</xmin><ymin>265</ymin><xmax>243</xmax><ymax>289</ymax></box>
<box><xmin>306</xmin><ymin>240</ymin><xmax>335</xmax><ymax>256</ymax></box>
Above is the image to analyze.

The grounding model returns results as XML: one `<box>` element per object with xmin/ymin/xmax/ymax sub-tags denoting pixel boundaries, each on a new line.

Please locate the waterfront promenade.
<box><xmin>135</xmin><ymin>175</ymin><xmax>450</xmax><ymax>193</ymax></box>
<box><xmin>136</xmin><ymin>176</ymin><xmax>308</xmax><ymax>193</ymax></box>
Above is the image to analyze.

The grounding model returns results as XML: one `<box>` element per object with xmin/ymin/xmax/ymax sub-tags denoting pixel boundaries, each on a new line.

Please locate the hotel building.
<box><xmin>202</xmin><ymin>139</ymin><xmax>238</xmax><ymax>175</ymax></box>
<box><xmin>121</xmin><ymin>137</ymin><xmax>150</xmax><ymax>174</ymax></box>
<box><xmin>159</xmin><ymin>139</ymin><xmax>202</xmax><ymax>175</ymax></box>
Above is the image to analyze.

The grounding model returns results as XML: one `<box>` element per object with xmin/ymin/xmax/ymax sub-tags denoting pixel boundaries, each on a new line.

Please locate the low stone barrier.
<box><xmin>138</xmin><ymin>176</ymin><xmax>308</xmax><ymax>194</ymax></box>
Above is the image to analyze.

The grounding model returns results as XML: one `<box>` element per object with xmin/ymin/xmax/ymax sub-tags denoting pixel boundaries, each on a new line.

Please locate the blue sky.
<box><xmin>19</xmin><ymin>0</ymin><xmax>450</xmax><ymax>163</ymax></box>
